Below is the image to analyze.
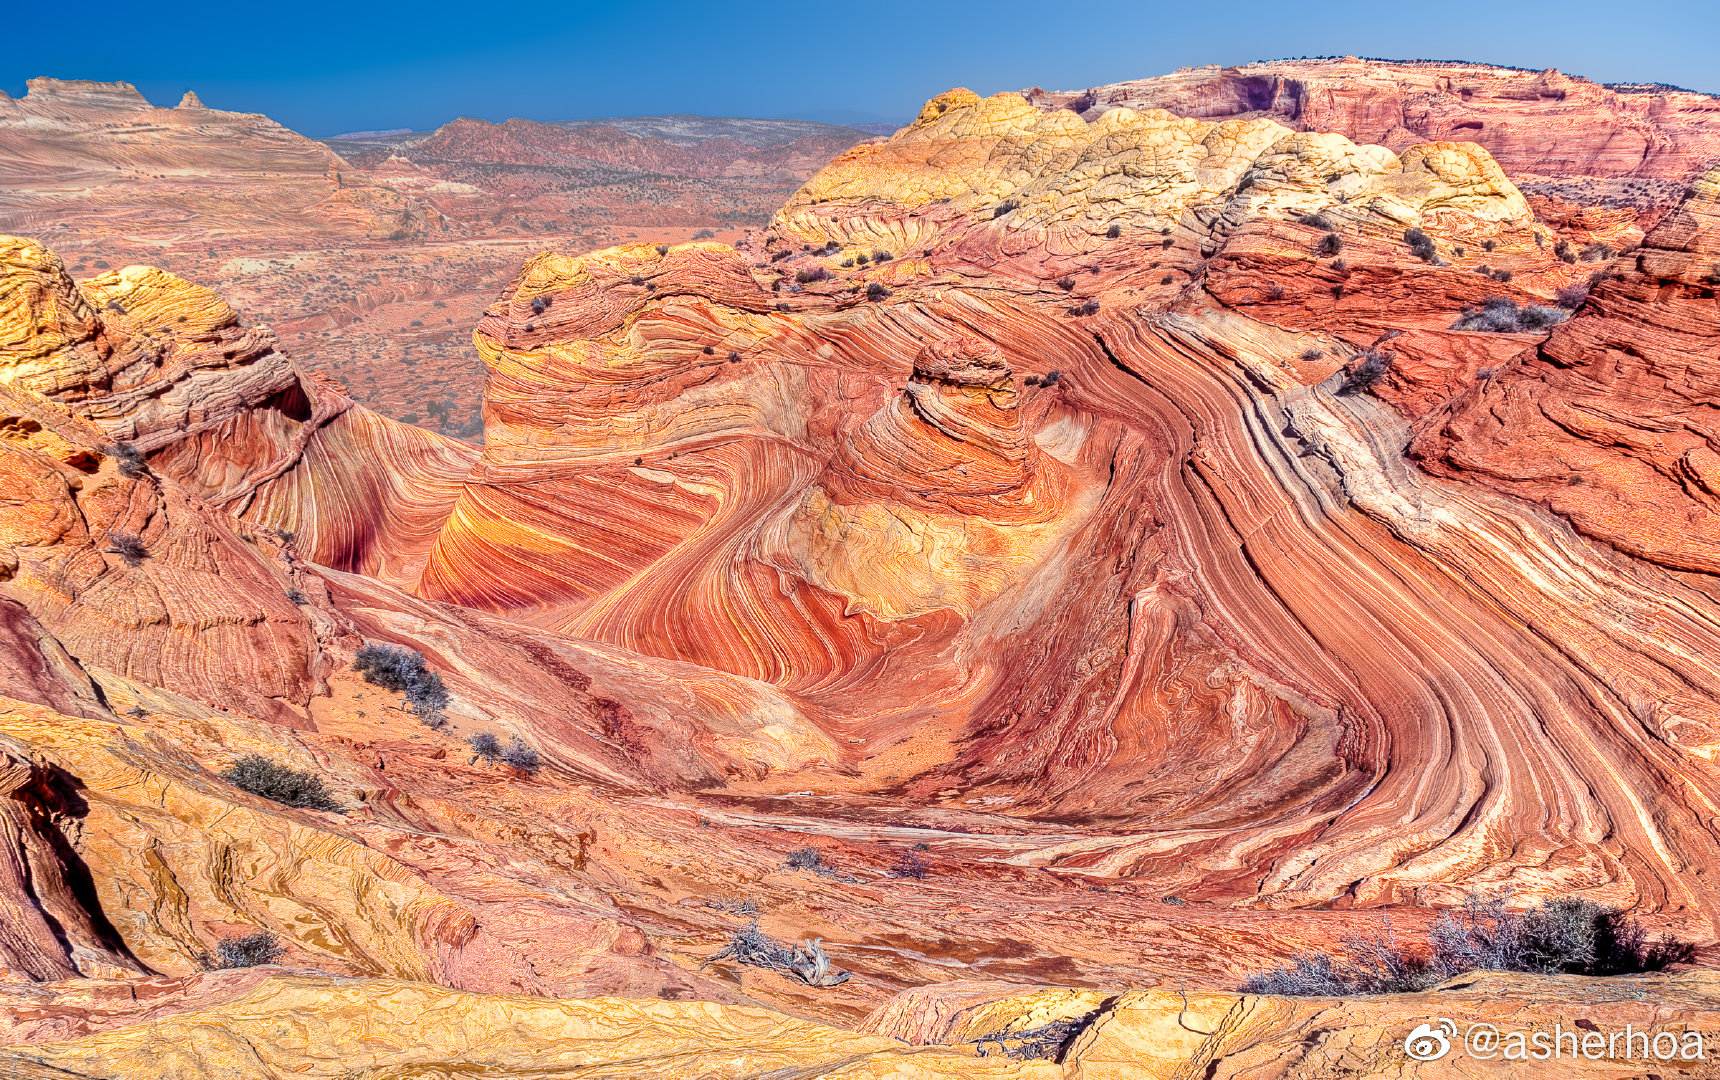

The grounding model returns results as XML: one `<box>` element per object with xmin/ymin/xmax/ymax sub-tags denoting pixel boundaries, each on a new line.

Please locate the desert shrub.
<box><xmin>1057</xmin><ymin>276</ymin><xmax>1075</xmax><ymax>291</ymax></box>
<box><xmin>706</xmin><ymin>896</ymin><xmax>758</xmax><ymax>917</ymax></box>
<box><xmin>1161</xmin><ymin>237</ymin><xmax>1174</xmax><ymax>248</ymax></box>
<box><xmin>692</xmin><ymin>228</ymin><xmax>715</xmax><ymax>240</ymax></box>
<box><xmin>1240</xmin><ymin>895</ymin><xmax>1693</xmax><ymax>996</ymax></box>
<box><xmin>499</xmin><ymin>735</ymin><xmax>541</xmax><ymax>774</ymax></box>
<box><xmin>1330</xmin><ymin>258</ymin><xmax>1347</xmax><ymax>272</ymax></box>
<box><xmin>1451</xmin><ymin>297</ymin><xmax>1568</xmax><ymax>333</ymax></box>
<box><xmin>354</xmin><ymin>644</ymin><xmax>449</xmax><ymax>725</ymax></box>
<box><xmin>1299</xmin><ymin>346</ymin><xmax>1325</xmax><ymax>361</ymax></box>
<box><xmin>110</xmin><ymin>441</ymin><xmax>148</xmax><ymax>478</ymax></box>
<box><xmin>285</xmin><ymin>588</ymin><xmax>307</xmax><ymax>605</ymax></box>
<box><xmin>992</xmin><ymin>199</ymin><xmax>1019</xmax><ymax>219</ymax></box>
<box><xmin>655</xmin><ymin>244</ymin><xmax>669</xmax><ymax>255</ymax></box>
<box><xmin>468</xmin><ymin>731</ymin><xmax>503</xmax><ymax>761</ymax></box>
<box><xmin>1403</xmin><ymin>228</ymin><xmax>1436</xmax><ymax>262</ymax></box>
<box><xmin>1160</xmin><ymin>275</ymin><xmax>1174</xmax><ymax>285</ymax></box>
<box><xmin>1267</xmin><ymin>284</ymin><xmax>1287</xmax><ymax>301</ymax></box>
<box><xmin>1580</xmin><ymin>241</ymin><xmax>1614</xmax><ymax>262</ymax></box>
<box><xmin>785</xmin><ymin>847</ymin><xmax>830</xmax><ymax>873</ymax></box>
<box><xmin>107</xmin><ymin>533</ymin><xmax>148</xmax><ymax>567</ymax></box>
<box><xmin>1069</xmin><ymin>299</ymin><xmax>1100</xmax><ymax>316</ymax></box>
<box><xmin>890</xmin><ymin>849</ymin><xmax>929</xmax><ymax>879</ymax></box>
<box><xmin>728</xmin><ymin>351</ymin><xmax>742</xmax><ymax>363</ymax></box>
<box><xmin>702</xmin><ymin>345</ymin><xmax>715</xmax><ymax>355</ymax></box>
<box><xmin>1316</xmin><ymin>232</ymin><xmax>1343</xmax><ymax>257</ymax></box>
<box><xmin>872</xmin><ymin>250</ymin><xmax>892</xmax><ymax>263</ymax></box>
<box><xmin>784</xmin><ymin>846</ymin><xmax>863</xmax><ymax>883</ymax></box>
<box><xmin>1298</xmin><ymin>213</ymin><xmax>1334</xmax><ymax>231</ymax></box>
<box><xmin>1340</xmin><ymin>350</ymin><xmax>1392</xmax><ymax>394</ymax></box>
<box><xmin>1481</xmin><ymin>238</ymin><xmax>1496</xmax><ymax>252</ymax></box>
<box><xmin>1428</xmin><ymin>895</ymin><xmax>1692</xmax><ymax>978</ymax></box>
<box><xmin>865</xmin><ymin>282</ymin><xmax>889</xmax><ymax>301</ymax></box>
<box><xmin>1555</xmin><ymin>281</ymin><xmax>1592</xmax><ymax>308</ymax></box>
<box><xmin>1554</xmin><ymin>238</ymin><xmax>1577</xmax><ymax>263</ymax></box>
<box><xmin>209</xmin><ymin>930</ymin><xmax>285</xmax><ymax>969</ymax></box>
<box><xmin>1240</xmin><ymin>938</ymin><xmax>1429</xmax><ymax>996</ymax></box>
<box><xmin>794</xmin><ymin>265</ymin><xmax>828</xmax><ymax>283</ymax></box>
<box><xmin>1041</xmin><ymin>370</ymin><xmax>1062</xmax><ymax>387</ymax></box>
<box><xmin>221</xmin><ymin>754</ymin><xmax>341</xmax><ymax>811</ymax></box>
<box><xmin>529</xmin><ymin>296</ymin><xmax>548</xmax><ymax>315</ymax></box>
<box><xmin>1492</xmin><ymin>268</ymin><xmax>1514</xmax><ymax>282</ymax></box>
<box><xmin>1105</xmin><ymin>223</ymin><xmax>1121</xmax><ymax>239</ymax></box>
<box><xmin>839</xmin><ymin>257</ymin><xmax>855</xmax><ymax>268</ymax></box>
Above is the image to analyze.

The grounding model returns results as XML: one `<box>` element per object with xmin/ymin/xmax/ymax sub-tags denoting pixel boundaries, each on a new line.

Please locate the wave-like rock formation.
<box><xmin>404</xmin><ymin>88</ymin><xmax>1720</xmax><ymax>924</ymax></box>
<box><xmin>3</xmin><ymin>69</ymin><xmax>1720</xmax><ymax>1076</ymax></box>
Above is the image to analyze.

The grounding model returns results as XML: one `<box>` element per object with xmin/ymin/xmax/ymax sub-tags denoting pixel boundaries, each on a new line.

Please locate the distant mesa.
<box><xmin>327</xmin><ymin>127</ymin><xmax>417</xmax><ymax>140</ymax></box>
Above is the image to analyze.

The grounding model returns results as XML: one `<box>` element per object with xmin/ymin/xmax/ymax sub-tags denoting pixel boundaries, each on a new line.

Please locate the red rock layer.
<box><xmin>1412</xmin><ymin>166</ymin><xmax>1720</xmax><ymax>572</ymax></box>
<box><xmin>407</xmin><ymin>91</ymin><xmax>1720</xmax><ymax>931</ymax></box>
<box><xmin>7</xmin><ymin>78</ymin><xmax>1720</xmax><ymax>1044</ymax></box>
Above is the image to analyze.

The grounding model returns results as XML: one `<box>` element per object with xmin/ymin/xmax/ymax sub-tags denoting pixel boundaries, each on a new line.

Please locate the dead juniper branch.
<box><xmin>971</xmin><ymin>1015</ymin><xmax>1099</xmax><ymax>1061</ymax></box>
<box><xmin>786</xmin><ymin>937</ymin><xmax>850</xmax><ymax>987</ymax></box>
<box><xmin>701</xmin><ymin>920</ymin><xmax>850</xmax><ymax>987</ymax></box>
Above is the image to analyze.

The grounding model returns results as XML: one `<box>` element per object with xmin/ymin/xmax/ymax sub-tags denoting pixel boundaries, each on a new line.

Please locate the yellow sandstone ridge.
<box><xmin>780</xmin><ymin>89</ymin><xmax>1535</xmax><ymax>247</ymax></box>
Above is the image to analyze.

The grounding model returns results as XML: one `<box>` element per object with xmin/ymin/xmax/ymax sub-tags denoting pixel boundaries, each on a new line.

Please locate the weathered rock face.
<box><xmin>3</xmin><ymin>69</ymin><xmax>1720</xmax><ymax>1078</ymax></box>
<box><xmin>1412</xmin><ymin>165</ymin><xmax>1720</xmax><ymax>573</ymax></box>
<box><xmin>1027</xmin><ymin>58</ymin><xmax>1720</xmax><ymax>185</ymax></box>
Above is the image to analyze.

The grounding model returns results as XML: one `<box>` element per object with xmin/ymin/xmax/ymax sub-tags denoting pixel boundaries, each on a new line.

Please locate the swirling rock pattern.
<box><xmin>414</xmin><ymin>88</ymin><xmax>1720</xmax><ymax>926</ymax></box>
<box><xmin>2</xmin><ymin>74</ymin><xmax>1720</xmax><ymax>1076</ymax></box>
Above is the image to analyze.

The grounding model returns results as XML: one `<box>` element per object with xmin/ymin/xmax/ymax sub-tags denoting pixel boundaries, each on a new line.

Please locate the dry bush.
<box><xmin>1452</xmin><ymin>297</ymin><xmax>1568</xmax><ymax>333</ymax></box>
<box><xmin>354</xmin><ymin>644</ymin><xmax>449</xmax><ymax>726</ymax></box>
<box><xmin>1240</xmin><ymin>895</ymin><xmax>1694</xmax><ymax>996</ymax></box>
<box><xmin>221</xmin><ymin>754</ymin><xmax>341</xmax><ymax>812</ymax></box>
<box><xmin>209</xmin><ymin>931</ymin><xmax>285</xmax><ymax>969</ymax></box>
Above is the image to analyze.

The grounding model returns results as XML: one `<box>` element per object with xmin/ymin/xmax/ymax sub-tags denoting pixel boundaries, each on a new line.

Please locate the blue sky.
<box><xmin>5</xmin><ymin>0</ymin><xmax>1716</xmax><ymax>136</ymax></box>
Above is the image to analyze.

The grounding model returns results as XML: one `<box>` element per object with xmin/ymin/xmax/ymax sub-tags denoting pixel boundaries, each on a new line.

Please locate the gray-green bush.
<box><xmin>1240</xmin><ymin>895</ymin><xmax>1693</xmax><ymax>996</ymax></box>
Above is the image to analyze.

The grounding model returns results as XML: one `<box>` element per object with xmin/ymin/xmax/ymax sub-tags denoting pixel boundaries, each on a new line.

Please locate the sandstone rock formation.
<box><xmin>1028</xmin><ymin>57</ymin><xmax>1720</xmax><ymax>187</ymax></box>
<box><xmin>4</xmin><ymin>969</ymin><xmax>1720</xmax><ymax>1077</ymax></box>
<box><xmin>1</xmin><ymin>69</ymin><xmax>1720</xmax><ymax>1077</ymax></box>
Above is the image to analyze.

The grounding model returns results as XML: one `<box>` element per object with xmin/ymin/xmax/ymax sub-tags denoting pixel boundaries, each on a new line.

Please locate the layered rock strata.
<box><xmin>0</xmin><ymin>75</ymin><xmax>1718</xmax><ymax>1076</ymax></box>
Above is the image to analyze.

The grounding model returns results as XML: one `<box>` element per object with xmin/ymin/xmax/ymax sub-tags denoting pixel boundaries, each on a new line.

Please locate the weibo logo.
<box><xmin>1403</xmin><ymin>1019</ymin><xmax>1456</xmax><ymax>1061</ymax></box>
